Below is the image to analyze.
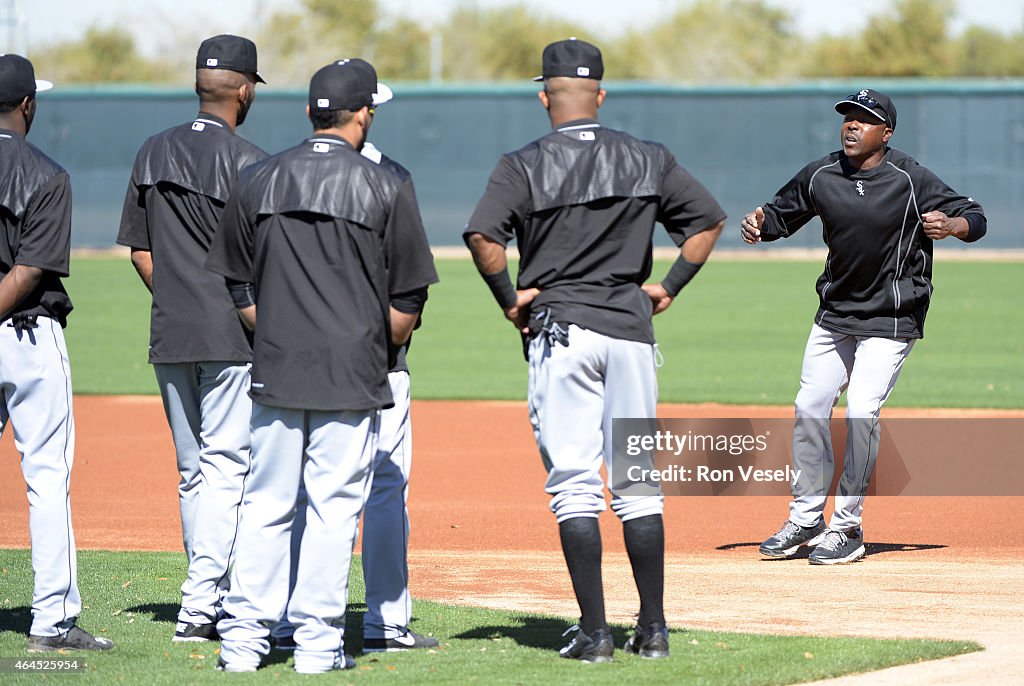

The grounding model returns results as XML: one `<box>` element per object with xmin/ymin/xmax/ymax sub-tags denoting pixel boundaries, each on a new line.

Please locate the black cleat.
<box><xmin>559</xmin><ymin>625</ymin><xmax>614</xmax><ymax>663</ymax></box>
<box><xmin>809</xmin><ymin>527</ymin><xmax>866</xmax><ymax>565</ymax></box>
<box><xmin>172</xmin><ymin>620</ymin><xmax>219</xmax><ymax>642</ymax></box>
<box><xmin>624</xmin><ymin>621</ymin><xmax>670</xmax><ymax>658</ymax></box>
<box><xmin>28</xmin><ymin>625</ymin><xmax>115</xmax><ymax>652</ymax></box>
<box><xmin>759</xmin><ymin>519</ymin><xmax>827</xmax><ymax>558</ymax></box>
<box><xmin>270</xmin><ymin>633</ymin><xmax>297</xmax><ymax>651</ymax></box>
<box><xmin>363</xmin><ymin>629</ymin><xmax>439</xmax><ymax>653</ymax></box>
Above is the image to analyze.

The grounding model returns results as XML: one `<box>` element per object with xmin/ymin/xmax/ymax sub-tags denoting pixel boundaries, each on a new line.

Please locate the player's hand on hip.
<box><xmin>921</xmin><ymin>210</ymin><xmax>962</xmax><ymax>240</ymax></box>
<box><xmin>740</xmin><ymin>207</ymin><xmax>764</xmax><ymax>244</ymax></box>
<box><xmin>504</xmin><ymin>287</ymin><xmax>540</xmax><ymax>333</ymax></box>
<box><xmin>642</xmin><ymin>283</ymin><xmax>673</xmax><ymax>315</ymax></box>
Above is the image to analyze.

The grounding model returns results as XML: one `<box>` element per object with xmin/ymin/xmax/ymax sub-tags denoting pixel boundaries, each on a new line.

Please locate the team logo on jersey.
<box><xmin>192</xmin><ymin>122</ymin><xmax>206</xmax><ymax>131</ymax></box>
<box><xmin>855</xmin><ymin>180</ymin><xmax>865</xmax><ymax>196</ymax></box>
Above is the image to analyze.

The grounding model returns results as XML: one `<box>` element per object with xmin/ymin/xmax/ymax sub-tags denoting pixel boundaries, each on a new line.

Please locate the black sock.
<box><xmin>559</xmin><ymin>517</ymin><xmax>606</xmax><ymax>635</ymax></box>
<box><xmin>623</xmin><ymin>514</ymin><xmax>665</xmax><ymax>626</ymax></box>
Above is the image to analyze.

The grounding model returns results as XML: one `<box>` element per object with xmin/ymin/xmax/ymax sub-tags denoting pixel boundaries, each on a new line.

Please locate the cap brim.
<box><xmin>834</xmin><ymin>100</ymin><xmax>885</xmax><ymax>123</ymax></box>
<box><xmin>532</xmin><ymin>74</ymin><xmax>544</xmax><ymax>82</ymax></box>
<box><xmin>371</xmin><ymin>82</ymin><xmax>393</xmax><ymax>106</ymax></box>
<box><xmin>36</xmin><ymin>79</ymin><xmax>53</xmax><ymax>92</ymax></box>
<box><xmin>255</xmin><ymin>72</ymin><xmax>267</xmax><ymax>84</ymax></box>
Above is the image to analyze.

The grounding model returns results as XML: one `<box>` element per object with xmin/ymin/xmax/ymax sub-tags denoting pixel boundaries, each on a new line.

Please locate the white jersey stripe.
<box><xmin>886</xmin><ymin>161</ymin><xmax>923</xmax><ymax>337</ymax></box>
<box><xmin>809</xmin><ymin>160</ymin><xmax>841</xmax><ymax>311</ymax></box>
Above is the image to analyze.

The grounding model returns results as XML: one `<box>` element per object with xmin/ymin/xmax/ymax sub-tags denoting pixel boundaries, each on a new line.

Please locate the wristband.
<box><xmin>482</xmin><ymin>269</ymin><xmax>518</xmax><ymax>309</ymax></box>
<box><xmin>660</xmin><ymin>256</ymin><xmax>704</xmax><ymax>297</ymax></box>
<box><xmin>226</xmin><ymin>278</ymin><xmax>256</xmax><ymax>308</ymax></box>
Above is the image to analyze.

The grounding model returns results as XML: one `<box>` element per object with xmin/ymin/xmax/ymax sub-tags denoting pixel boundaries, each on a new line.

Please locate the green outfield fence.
<box><xmin>31</xmin><ymin>80</ymin><xmax>1024</xmax><ymax>249</ymax></box>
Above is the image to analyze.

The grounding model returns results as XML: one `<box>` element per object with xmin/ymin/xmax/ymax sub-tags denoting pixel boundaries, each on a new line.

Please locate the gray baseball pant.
<box><xmin>528</xmin><ymin>324</ymin><xmax>664</xmax><ymax>523</ymax></box>
<box><xmin>362</xmin><ymin>370</ymin><xmax>413</xmax><ymax>640</ymax></box>
<box><xmin>218</xmin><ymin>402</ymin><xmax>377</xmax><ymax>672</ymax></box>
<box><xmin>272</xmin><ymin>370</ymin><xmax>416</xmax><ymax>642</ymax></box>
<box><xmin>158</xmin><ymin>362</ymin><xmax>253</xmax><ymax>625</ymax></box>
<box><xmin>790</xmin><ymin>323</ymin><xmax>915</xmax><ymax>531</ymax></box>
<box><xmin>0</xmin><ymin>316</ymin><xmax>81</xmax><ymax>636</ymax></box>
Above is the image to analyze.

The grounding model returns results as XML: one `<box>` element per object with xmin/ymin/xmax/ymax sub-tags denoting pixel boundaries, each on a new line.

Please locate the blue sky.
<box><xmin>9</xmin><ymin>0</ymin><xmax>1024</xmax><ymax>56</ymax></box>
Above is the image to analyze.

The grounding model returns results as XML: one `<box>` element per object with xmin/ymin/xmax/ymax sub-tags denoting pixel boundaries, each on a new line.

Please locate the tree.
<box><xmin>440</xmin><ymin>3</ymin><xmax>580</xmax><ymax>81</ymax></box>
<box><xmin>26</xmin><ymin>0</ymin><xmax>1024</xmax><ymax>85</ymax></box>
<box><xmin>32</xmin><ymin>26</ymin><xmax>174</xmax><ymax>84</ymax></box>
<box><xmin>610</xmin><ymin>0</ymin><xmax>800</xmax><ymax>82</ymax></box>
<box><xmin>255</xmin><ymin>0</ymin><xmax>383</xmax><ymax>85</ymax></box>
<box><xmin>954</xmin><ymin>26</ymin><xmax>1024</xmax><ymax>76</ymax></box>
<box><xmin>373</xmin><ymin>17</ymin><xmax>433</xmax><ymax>81</ymax></box>
<box><xmin>802</xmin><ymin>0</ymin><xmax>957</xmax><ymax>77</ymax></box>
<box><xmin>862</xmin><ymin>0</ymin><xmax>954</xmax><ymax>76</ymax></box>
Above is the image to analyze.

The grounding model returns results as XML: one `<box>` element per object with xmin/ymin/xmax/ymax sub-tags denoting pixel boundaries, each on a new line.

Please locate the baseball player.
<box><xmin>0</xmin><ymin>54</ymin><xmax>114</xmax><ymax>652</ymax></box>
<box><xmin>269</xmin><ymin>59</ymin><xmax>438</xmax><ymax>654</ymax></box>
<box><xmin>743</xmin><ymin>89</ymin><xmax>987</xmax><ymax>565</ymax></box>
<box><xmin>116</xmin><ymin>34</ymin><xmax>266</xmax><ymax>640</ymax></box>
<box><xmin>465</xmin><ymin>39</ymin><xmax>725</xmax><ymax>662</ymax></box>
<box><xmin>206</xmin><ymin>59</ymin><xmax>437</xmax><ymax>674</ymax></box>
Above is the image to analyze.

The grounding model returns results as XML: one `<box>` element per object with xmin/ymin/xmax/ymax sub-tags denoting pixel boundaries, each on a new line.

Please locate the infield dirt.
<box><xmin>1</xmin><ymin>397</ymin><xmax>1021</xmax><ymax>684</ymax></box>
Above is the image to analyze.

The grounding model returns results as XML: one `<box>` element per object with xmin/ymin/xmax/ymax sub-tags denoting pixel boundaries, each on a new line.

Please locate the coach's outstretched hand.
<box><xmin>504</xmin><ymin>288</ymin><xmax>540</xmax><ymax>333</ymax></box>
<box><xmin>740</xmin><ymin>206</ymin><xmax>764</xmax><ymax>244</ymax></box>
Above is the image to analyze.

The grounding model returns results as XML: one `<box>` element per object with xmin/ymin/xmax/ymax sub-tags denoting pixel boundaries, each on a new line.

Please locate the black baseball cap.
<box><xmin>309</xmin><ymin>60</ymin><xmax>375</xmax><ymax>112</ymax></box>
<box><xmin>0</xmin><ymin>54</ymin><xmax>53</xmax><ymax>102</ymax></box>
<box><xmin>196</xmin><ymin>35</ymin><xmax>266</xmax><ymax>84</ymax></box>
<box><xmin>835</xmin><ymin>88</ymin><xmax>897</xmax><ymax>129</ymax></box>
<box><xmin>345</xmin><ymin>58</ymin><xmax>393</xmax><ymax>106</ymax></box>
<box><xmin>533</xmin><ymin>38</ymin><xmax>603</xmax><ymax>81</ymax></box>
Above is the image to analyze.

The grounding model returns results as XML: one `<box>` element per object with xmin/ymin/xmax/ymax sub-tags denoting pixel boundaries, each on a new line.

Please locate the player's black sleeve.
<box><xmin>16</xmin><ymin>172</ymin><xmax>72</xmax><ymax>276</ymax></box>
<box><xmin>205</xmin><ymin>180</ymin><xmax>255</xmax><ymax>283</ymax></box>
<box><xmin>912</xmin><ymin>164</ymin><xmax>987</xmax><ymax>242</ymax></box>
<box><xmin>116</xmin><ymin>150</ymin><xmax>151</xmax><ymax>250</ymax></box>
<box><xmin>383</xmin><ymin>177</ymin><xmax>439</xmax><ymax>298</ymax></box>
<box><xmin>463</xmin><ymin>155</ymin><xmax>530</xmax><ymax>246</ymax></box>
<box><xmin>391</xmin><ymin>287</ymin><xmax>429</xmax><ymax>315</ymax></box>
<box><xmin>656</xmin><ymin>151</ymin><xmax>727</xmax><ymax>246</ymax></box>
<box><xmin>759</xmin><ymin>159</ymin><xmax>824</xmax><ymax>242</ymax></box>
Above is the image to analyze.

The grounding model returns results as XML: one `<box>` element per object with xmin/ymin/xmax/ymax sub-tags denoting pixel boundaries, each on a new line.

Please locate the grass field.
<box><xmin>63</xmin><ymin>256</ymin><xmax>1022</xmax><ymax>407</ymax></box>
<box><xmin>0</xmin><ymin>550</ymin><xmax>980</xmax><ymax>685</ymax></box>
